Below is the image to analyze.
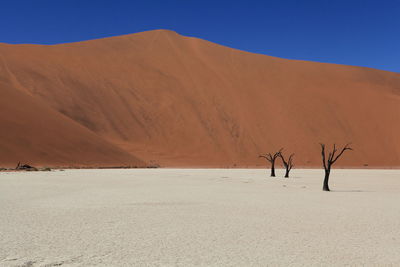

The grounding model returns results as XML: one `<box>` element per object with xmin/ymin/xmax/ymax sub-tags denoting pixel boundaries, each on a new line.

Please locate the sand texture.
<box><xmin>1</xmin><ymin>169</ymin><xmax>400</xmax><ymax>266</ymax></box>
<box><xmin>1</xmin><ymin>30</ymin><xmax>400</xmax><ymax>167</ymax></box>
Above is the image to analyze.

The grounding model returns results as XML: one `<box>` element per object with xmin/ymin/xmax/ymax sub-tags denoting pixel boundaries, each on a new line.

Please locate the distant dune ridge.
<box><xmin>0</xmin><ymin>29</ymin><xmax>399</xmax><ymax>168</ymax></box>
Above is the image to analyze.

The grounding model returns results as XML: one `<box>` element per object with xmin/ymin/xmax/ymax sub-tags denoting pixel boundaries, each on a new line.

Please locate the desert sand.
<box><xmin>1</xmin><ymin>169</ymin><xmax>400</xmax><ymax>266</ymax></box>
<box><xmin>1</xmin><ymin>30</ymin><xmax>400</xmax><ymax>168</ymax></box>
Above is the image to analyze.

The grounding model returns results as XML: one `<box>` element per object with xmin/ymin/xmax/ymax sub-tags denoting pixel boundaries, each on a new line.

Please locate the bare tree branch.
<box><xmin>259</xmin><ymin>154</ymin><xmax>273</xmax><ymax>162</ymax></box>
<box><xmin>331</xmin><ymin>143</ymin><xmax>353</xmax><ymax>164</ymax></box>
<box><xmin>288</xmin><ymin>154</ymin><xmax>294</xmax><ymax>171</ymax></box>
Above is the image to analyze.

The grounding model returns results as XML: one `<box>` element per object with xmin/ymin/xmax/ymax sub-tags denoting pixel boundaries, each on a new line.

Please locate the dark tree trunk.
<box><xmin>284</xmin><ymin>169</ymin><xmax>289</xmax><ymax>178</ymax></box>
<box><xmin>270</xmin><ymin>163</ymin><xmax>276</xmax><ymax>177</ymax></box>
<box><xmin>323</xmin><ymin>169</ymin><xmax>330</xmax><ymax>191</ymax></box>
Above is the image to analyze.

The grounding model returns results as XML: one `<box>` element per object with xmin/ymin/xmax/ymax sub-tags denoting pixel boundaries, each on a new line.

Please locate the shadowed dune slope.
<box><xmin>0</xmin><ymin>29</ymin><xmax>399</xmax><ymax>167</ymax></box>
<box><xmin>0</xmin><ymin>81</ymin><xmax>145</xmax><ymax>167</ymax></box>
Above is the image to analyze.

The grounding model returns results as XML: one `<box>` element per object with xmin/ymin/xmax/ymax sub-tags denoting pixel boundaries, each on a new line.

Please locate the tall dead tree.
<box><xmin>320</xmin><ymin>143</ymin><xmax>352</xmax><ymax>191</ymax></box>
<box><xmin>279</xmin><ymin>152</ymin><xmax>294</xmax><ymax>178</ymax></box>
<box><xmin>259</xmin><ymin>149</ymin><xmax>282</xmax><ymax>177</ymax></box>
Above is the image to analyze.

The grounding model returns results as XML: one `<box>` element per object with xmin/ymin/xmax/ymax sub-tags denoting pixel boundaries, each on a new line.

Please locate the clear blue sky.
<box><xmin>1</xmin><ymin>0</ymin><xmax>399</xmax><ymax>72</ymax></box>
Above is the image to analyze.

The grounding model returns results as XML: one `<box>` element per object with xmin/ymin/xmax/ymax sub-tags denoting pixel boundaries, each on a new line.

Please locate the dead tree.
<box><xmin>320</xmin><ymin>143</ymin><xmax>352</xmax><ymax>191</ymax></box>
<box><xmin>259</xmin><ymin>149</ymin><xmax>282</xmax><ymax>177</ymax></box>
<box><xmin>279</xmin><ymin>152</ymin><xmax>294</xmax><ymax>178</ymax></box>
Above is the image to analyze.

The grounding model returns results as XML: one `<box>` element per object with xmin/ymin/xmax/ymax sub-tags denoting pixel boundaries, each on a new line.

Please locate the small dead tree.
<box><xmin>259</xmin><ymin>149</ymin><xmax>282</xmax><ymax>177</ymax></box>
<box><xmin>279</xmin><ymin>152</ymin><xmax>294</xmax><ymax>178</ymax></box>
<box><xmin>320</xmin><ymin>143</ymin><xmax>352</xmax><ymax>191</ymax></box>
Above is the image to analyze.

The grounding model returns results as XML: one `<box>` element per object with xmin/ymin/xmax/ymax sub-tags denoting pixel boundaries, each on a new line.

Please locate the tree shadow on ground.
<box><xmin>332</xmin><ymin>189</ymin><xmax>372</xmax><ymax>193</ymax></box>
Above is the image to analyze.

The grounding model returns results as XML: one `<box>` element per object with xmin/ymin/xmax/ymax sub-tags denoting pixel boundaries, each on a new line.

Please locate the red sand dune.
<box><xmin>0</xmin><ymin>29</ymin><xmax>399</xmax><ymax>168</ymax></box>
